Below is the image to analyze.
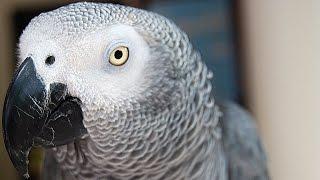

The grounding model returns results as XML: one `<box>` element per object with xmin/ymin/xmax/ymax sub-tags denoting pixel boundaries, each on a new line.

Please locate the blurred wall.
<box><xmin>240</xmin><ymin>1</ymin><xmax>320</xmax><ymax>180</ymax></box>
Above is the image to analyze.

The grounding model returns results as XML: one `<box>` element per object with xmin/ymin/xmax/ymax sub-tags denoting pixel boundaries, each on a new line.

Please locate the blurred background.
<box><xmin>0</xmin><ymin>0</ymin><xmax>319</xmax><ymax>179</ymax></box>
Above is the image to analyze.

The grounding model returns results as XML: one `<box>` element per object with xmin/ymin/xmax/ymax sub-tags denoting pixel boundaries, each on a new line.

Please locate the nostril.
<box><xmin>45</xmin><ymin>56</ymin><xmax>55</xmax><ymax>65</ymax></box>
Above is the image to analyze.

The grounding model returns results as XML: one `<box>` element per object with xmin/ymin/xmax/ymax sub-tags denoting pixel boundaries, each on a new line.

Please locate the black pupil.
<box><xmin>114</xmin><ymin>50</ymin><xmax>123</xmax><ymax>59</ymax></box>
<box><xmin>45</xmin><ymin>56</ymin><xmax>55</xmax><ymax>65</ymax></box>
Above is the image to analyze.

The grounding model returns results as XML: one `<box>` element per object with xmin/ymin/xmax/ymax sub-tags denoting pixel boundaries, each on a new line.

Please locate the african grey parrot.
<box><xmin>2</xmin><ymin>2</ymin><xmax>268</xmax><ymax>180</ymax></box>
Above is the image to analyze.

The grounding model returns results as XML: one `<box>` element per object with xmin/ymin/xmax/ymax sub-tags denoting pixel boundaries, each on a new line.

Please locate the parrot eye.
<box><xmin>109</xmin><ymin>46</ymin><xmax>129</xmax><ymax>66</ymax></box>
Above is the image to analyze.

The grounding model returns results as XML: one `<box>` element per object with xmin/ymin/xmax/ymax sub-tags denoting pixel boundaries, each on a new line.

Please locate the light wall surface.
<box><xmin>240</xmin><ymin>1</ymin><xmax>320</xmax><ymax>180</ymax></box>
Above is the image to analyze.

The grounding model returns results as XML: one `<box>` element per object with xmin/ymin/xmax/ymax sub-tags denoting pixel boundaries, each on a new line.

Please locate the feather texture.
<box><xmin>220</xmin><ymin>102</ymin><xmax>269</xmax><ymax>180</ymax></box>
<box><xmin>18</xmin><ymin>2</ymin><xmax>268</xmax><ymax>180</ymax></box>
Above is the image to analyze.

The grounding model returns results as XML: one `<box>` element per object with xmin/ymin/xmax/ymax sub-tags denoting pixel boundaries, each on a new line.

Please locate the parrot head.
<box><xmin>2</xmin><ymin>2</ymin><xmax>202</xmax><ymax>178</ymax></box>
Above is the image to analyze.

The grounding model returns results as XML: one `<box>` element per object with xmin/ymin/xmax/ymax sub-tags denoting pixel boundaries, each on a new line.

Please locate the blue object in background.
<box><xmin>149</xmin><ymin>0</ymin><xmax>239</xmax><ymax>102</ymax></box>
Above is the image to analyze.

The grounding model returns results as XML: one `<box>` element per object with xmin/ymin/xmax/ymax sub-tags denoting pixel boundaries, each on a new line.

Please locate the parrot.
<box><xmin>2</xmin><ymin>2</ymin><xmax>269</xmax><ymax>180</ymax></box>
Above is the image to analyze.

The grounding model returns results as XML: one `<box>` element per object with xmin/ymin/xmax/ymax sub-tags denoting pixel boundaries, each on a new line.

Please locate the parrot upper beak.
<box><xmin>2</xmin><ymin>57</ymin><xmax>87</xmax><ymax>178</ymax></box>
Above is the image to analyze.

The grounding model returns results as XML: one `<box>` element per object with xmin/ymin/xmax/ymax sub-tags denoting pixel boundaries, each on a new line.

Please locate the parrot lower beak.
<box><xmin>2</xmin><ymin>58</ymin><xmax>87</xmax><ymax>178</ymax></box>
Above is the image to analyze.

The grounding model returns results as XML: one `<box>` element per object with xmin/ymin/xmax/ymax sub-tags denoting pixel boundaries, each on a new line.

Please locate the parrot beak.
<box><xmin>2</xmin><ymin>57</ymin><xmax>87</xmax><ymax>178</ymax></box>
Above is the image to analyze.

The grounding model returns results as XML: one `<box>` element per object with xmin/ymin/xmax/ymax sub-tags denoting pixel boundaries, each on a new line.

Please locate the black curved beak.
<box><xmin>2</xmin><ymin>58</ymin><xmax>87</xmax><ymax>178</ymax></box>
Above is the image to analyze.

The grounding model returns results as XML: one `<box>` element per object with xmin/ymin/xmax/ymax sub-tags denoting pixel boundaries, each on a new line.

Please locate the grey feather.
<box><xmin>18</xmin><ymin>2</ymin><xmax>269</xmax><ymax>179</ymax></box>
<box><xmin>42</xmin><ymin>150</ymin><xmax>75</xmax><ymax>180</ymax></box>
<box><xmin>220</xmin><ymin>102</ymin><xmax>269</xmax><ymax>180</ymax></box>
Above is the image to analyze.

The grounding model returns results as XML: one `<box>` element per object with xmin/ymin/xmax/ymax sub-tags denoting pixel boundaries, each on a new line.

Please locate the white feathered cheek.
<box><xmin>76</xmin><ymin>24</ymin><xmax>152</xmax><ymax>99</ymax></box>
